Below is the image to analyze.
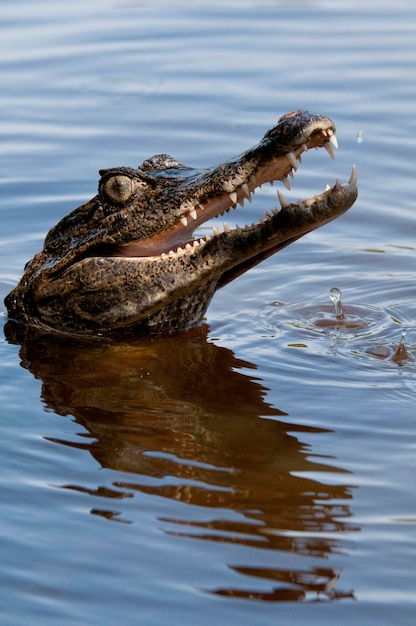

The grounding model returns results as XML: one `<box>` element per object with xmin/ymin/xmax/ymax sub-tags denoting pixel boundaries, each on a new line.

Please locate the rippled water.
<box><xmin>1</xmin><ymin>2</ymin><xmax>416</xmax><ymax>625</ymax></box>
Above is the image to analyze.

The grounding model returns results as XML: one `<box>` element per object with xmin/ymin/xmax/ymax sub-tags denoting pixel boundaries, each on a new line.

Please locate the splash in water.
<box><xmin>392</xmin><ymin>328</ymin><xmax>412</xmax><ymax>365</ymax></box>
<box><xmin>329</xmin><ymin>287</ymin><xmax>344</xmax><ymax>319</ymax></box>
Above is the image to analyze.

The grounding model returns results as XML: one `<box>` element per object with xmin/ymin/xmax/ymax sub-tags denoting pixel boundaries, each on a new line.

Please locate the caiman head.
<box><xmin>5</xmin><ymin>110</ymin><xmax>357</xmax><ymax>336</ymax></box>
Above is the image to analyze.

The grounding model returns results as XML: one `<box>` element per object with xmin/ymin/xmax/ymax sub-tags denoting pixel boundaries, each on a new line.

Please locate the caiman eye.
<box><xmin>102</xmin><ymin>175</ymin><xmax>135</xmax><ymax>204</ymax></box>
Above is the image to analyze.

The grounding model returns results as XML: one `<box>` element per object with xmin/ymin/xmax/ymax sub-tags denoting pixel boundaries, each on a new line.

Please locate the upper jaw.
<box><xmin>116</xmin><ymin>115</ymin><xmax>352</xmax><ymax>260</ymax></box>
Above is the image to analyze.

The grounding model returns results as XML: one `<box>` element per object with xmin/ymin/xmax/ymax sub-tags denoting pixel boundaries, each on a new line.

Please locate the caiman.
<box><xmin>5</xmin><ymin>110</ymin><xmax>357</xmax><ymax>336</ymax></box>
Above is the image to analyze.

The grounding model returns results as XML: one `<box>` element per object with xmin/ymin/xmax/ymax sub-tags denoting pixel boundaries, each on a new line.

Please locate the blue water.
<box><xmin>1</xmin><ymin>2</ymin><xmax>416</xmax><ymax>625</ymax></box>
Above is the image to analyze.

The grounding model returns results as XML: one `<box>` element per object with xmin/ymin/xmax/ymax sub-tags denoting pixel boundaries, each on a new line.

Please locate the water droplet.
<box><xmin>329</xmin><ymin>287</ymin><xmax>344</xmax><ymax>319</ymax></box>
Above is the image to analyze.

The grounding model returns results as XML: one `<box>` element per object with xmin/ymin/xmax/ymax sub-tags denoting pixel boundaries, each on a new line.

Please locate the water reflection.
<box><xmin>6</xmin><ymin>322</ymin><xmax>358</xmax><ymax>602</ymax></box>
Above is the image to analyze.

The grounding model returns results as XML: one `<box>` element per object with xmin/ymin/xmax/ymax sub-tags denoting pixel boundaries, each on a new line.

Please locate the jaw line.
<box><xmin>114</xmin><ymin>134</ymin><xmax>353</xmax><ymax>261</ymax></box>
<box><xmin>113</xmin><ymin>163</ymin><xmax>357</xmax><ymax>269</ymax></box>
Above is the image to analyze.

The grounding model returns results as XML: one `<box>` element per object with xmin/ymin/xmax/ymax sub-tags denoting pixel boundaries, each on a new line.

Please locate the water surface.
<box><xmin>1</xmin><ymin>2</ymin><xmax>416</xmax><ymax>625</ymax></box>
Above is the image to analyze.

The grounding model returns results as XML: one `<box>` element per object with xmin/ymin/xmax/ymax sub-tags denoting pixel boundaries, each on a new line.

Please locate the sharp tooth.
<box><xmin>204</xmin><ymin>234</ymin><xmax>211</xmax><ymax>241</ymax></box>
<box><xmin>273</xmin><ymin>208</ymin><xmax>279</xmax><ymax>216</ymax></box>
<box><xmin>300</xmin><ymin>143</ymin><xmax>308</xmax><ymax>152</ymax></box>
<box><xmin>177</xmin><ymin>246</ymin><xmax>184</xmax><ymax>254</ymax></box>
<box><xmin>185</xmin><ymin>243</ymin><xmax>192</xmax><ymax>251</ymax></box>
<box><xmin>168</xmin><ymin>250</ymin><xmax>175</xmax><ymax>257</ymax></box>
<box><xmin>241</xmin><ymin>183</ymin><xmax>250</xmax><ymax>197</ymax></box>
<box><xmin>335</xmin><ymin>178</ymin><xmax>342</xmax><ymax>190</ymax></box>
<box><xmin>180</xmin><ymin>216</ymin><xmax>188</xmax><ymax>227</ymax></box>
<box><xmin>247</xmin><ymin>192</ymin><xmax>253</xmax><ymax>203</ymax></box>
<box><xmin>329</xmin><ymin>134</ymin><xmax>339</xmax><ymax>149</ymax></box>
<box><xmin>193</xmin><ymin>239</ymin><xmax>200</xmax><ymax>247</ymax></box>
<box><xmin>277</xmin><ymin>190</ymin><xmax>289</xmax><ymax>208</ymax></box>
<box><xmin>189</xmin><ymin>209</ymin><xmax>197</xmax><ymax>220</ymax></box>
<box><xmin>250</xmin><ymin>174</ymin><xmax>256</xmax><ymax>184</ymax></box>
<box><xmin>324</xmin><ymin>142</ymin><xmax>335</xmax><ymax>159</ymax></box>
<box><xmin>223</xmin><ymin>222</ymin><xmax>230</xmax><ymax>233</ymax></box>
<box><xmin>238</xmin><ymin>198</ymin><xmax>245</xmax><ymax>207</ymax></box>
<box><xmin>349</xmin><ymin>164</ymin><xmax>357</xmax><ymax>184</ymax></box>
<box><xmin>212</xmin><ymin>226</ymin><xmax>220</xmax><ymax>236</ymax></box>
<box><xmin>265</xmin><ymin>210</ymin><xmax>272</xmax><ymax>218</ymax></box>
<box><xmin>161</xmin><ymin>252</ymin><xmax>167</xmax><ymax>258</ymax></box>
<box><xmin>282</xmin><ymin>176</ymin><xmax>291</xmax><ymax>191</ymax></box>
<box><xmin>198</xmin><ymin>203</ymin><xmax>204</xmax><ymax>210</ymax></box>
<box><xmin>286</xmin><ymin>151</ymin><xmax>298</xmax><ymax>170</ymax></box>
<box><xmin>229</xmin><ymin>191</ymin><xmax>238</xmax><ymax>204</ymax></box>
<box><xmin>288</xmin><ymin>169</ymin><xmax>294</xmax><ymax>179</ymax></box>
<box><xmin>325</xmin><ymin>183</ymin><xmax>331</xmax><ymax>191</ymax></box>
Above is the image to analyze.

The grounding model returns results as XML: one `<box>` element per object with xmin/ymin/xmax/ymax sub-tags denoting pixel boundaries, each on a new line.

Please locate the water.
<box><xmin>1</xmin><ymin>1</ymin><xmax>416</xmax><ymax>624</ymax></box>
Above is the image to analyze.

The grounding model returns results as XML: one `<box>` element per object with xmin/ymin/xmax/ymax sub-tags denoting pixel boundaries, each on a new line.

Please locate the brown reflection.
<box><xmin>5</xmin><ymin>321</ymin><xmax>358</xmax><ymax>602</ymax></box>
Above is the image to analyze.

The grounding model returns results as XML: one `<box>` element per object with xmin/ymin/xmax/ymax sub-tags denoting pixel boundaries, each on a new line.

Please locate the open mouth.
<box><xmin>115</xmin><ymin>123</ymin><xmax>356</xmax><ymax>260</ymax></box>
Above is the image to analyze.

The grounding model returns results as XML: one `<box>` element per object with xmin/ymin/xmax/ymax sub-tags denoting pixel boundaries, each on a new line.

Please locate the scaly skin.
<box><xmin>5</xmin><ymin>110</ymin><xmax>357</xmax><ymax>335</ymax></box>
